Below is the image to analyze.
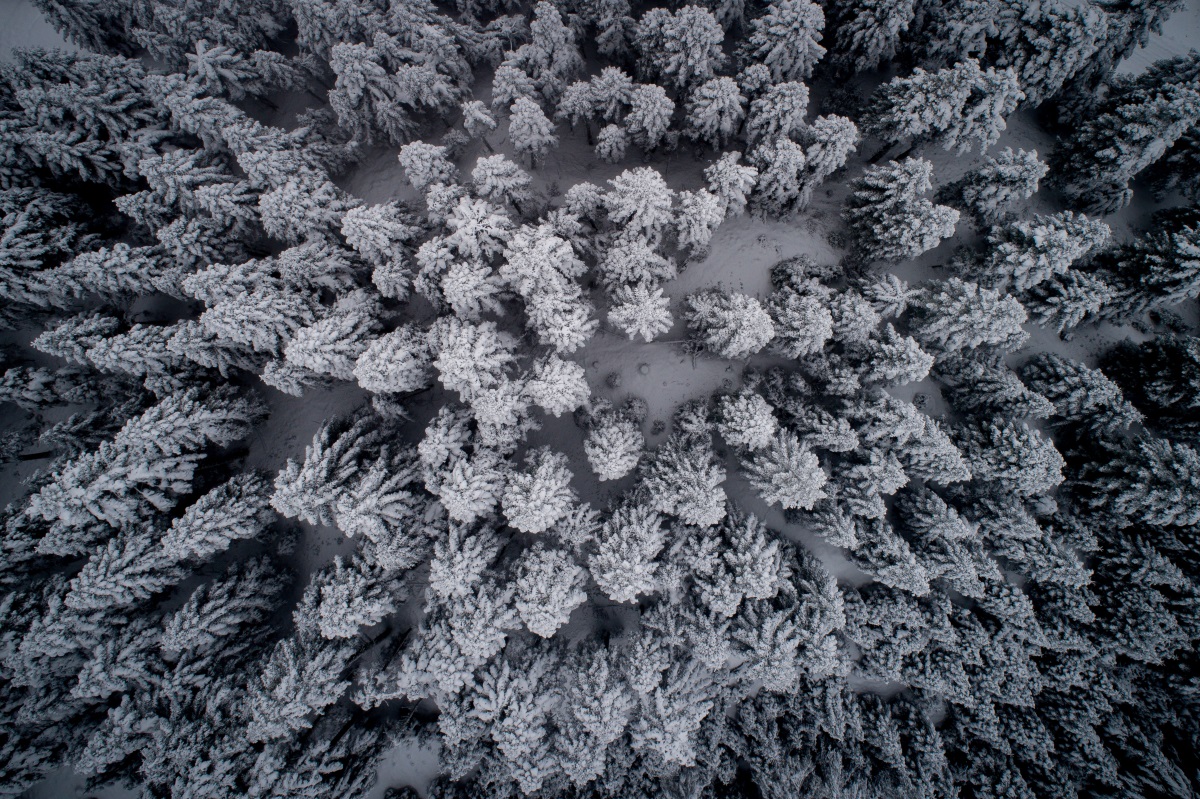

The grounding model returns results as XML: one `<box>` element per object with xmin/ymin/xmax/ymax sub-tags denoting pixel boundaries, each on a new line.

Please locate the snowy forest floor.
<box><xmin>5</xmin><ymin>0</ymin><xmax>1200</xmax><ymax>796</ymax></box>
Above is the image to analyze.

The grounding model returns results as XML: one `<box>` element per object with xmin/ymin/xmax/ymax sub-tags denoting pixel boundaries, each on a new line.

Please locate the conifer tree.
<box><xmin>957</xmin><ymin>418</ymin><xmax>1065</xmax><ymax>497</ymax></box>
<box><xmin>595</xmin><ymin>124</ymin><xmax>628</xmax><ymax>164</ymax></box>
<box><xmin>957</xmin><ymin>147</ymin><xmax>1049</xmax><ymax>223</ymax></box>
<box><xmin>1057</xmin><ymin>53</ymin><xmax>1200</xmax><ymax>212</ymax></box>
<box><xmin>685</xmin><ymin>289</ymin><xmax>775</xmax><ymax>359</ymax></box>
<box><xmin>1021</xmin><ymin>352</ymin><xmax>1143</xmax><ymax>435</ymax></box>
<box><xmin>584</xmin><ymin>404</ymin><xmax>645</xmax><ymax>481</ymax></box>
<box><xmin>633</xmin><ymin>6</ymin><xmax>726</xmax><ymax>89</ymax></box>
<box><xmin>909</xmin><ymin>278</ymin><xmax>1029</xmax><ymax>353</ymax></box>
<box><xmin>937</xmin><ymin>355</ymin><xmax>1055</xmax><ymax>419</ymax></box>
<box><xmin>509</xmin><ymin>98</ymin><xmax>559</xmax><ymax>168</ymax></box>
<box><xmin>329</xmin><ymin>42</ymin><xmax>417</xmax><ymax>145</ymax></box>
<box><xmin>743</xmin><ymin>0</ymin><xmax>826</xmax><ymax>81</ymax></box>
<box><xmin>589</xmin><ymin>502</ymin><xmax>665</xmax><ymax>602</ymax></box>
<box><xmin>625</xmin><ymin>83</ymin><xmax>675</xmax><ymax>151</ymax></box>
<box><xmin>524</xmin><ymin>355</ymin><xmax>590</xmax><ymax>417</ymax></box>
<box><xmin>502</xmin><ymin>447</ymin><xmax>577</xmax><ymax>534</ymax></box>
<box><xmin>603</xmin><ymin>167</ymin><xmax>676</xmax><ymax>246</ymax></box>
<box><xmin>642</xmin><ymin>434</ymin><xmax>727</xmax><ymax>527</ymax></box>
<box><xmin>685</xmin><ymin>77</ymin><xmax>747</xmax><ymax>149</ymax></box>
<box><xmin>843</xmin><ymin>158</ymin><xmax>959</xmax><ymax>262</ymax></box>
<box><xmin>742</xmin><ymin>429</ymin><xmax>828</xmax><ymax>510</ymax></box>
<box><xmin>513</xmin><ymin>545</ymin><xmax>587</xmax><ymax>637</ymax></box>
<box><xmin>976</xmin><ymin>211</ymin><xmax>1110</xmax><ymax>292</ymax></box>
<box><xmin>705</xmin><ymin>151</ymin><xmax>759</xmax><ymax>217</ymax></box>
<box><xmin>828</xmin><ymin>0</ymin><xmax>915</xmax><ymax>73</ymax></box>
<box><xmin>751</xmin><ymin>138</ymin><xmax>809</xmax><ymax>216</ymax></box>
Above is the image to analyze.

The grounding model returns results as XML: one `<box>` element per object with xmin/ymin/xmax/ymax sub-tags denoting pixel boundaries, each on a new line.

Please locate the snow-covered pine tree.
<box><xmin>768</xmin><ymin>286</ymin><xmax>834</xmax><ymax>358</ymax></box>
<box><xmin>685</xmin><ymin>289</ymin><xmax>775</xmax><ymax>359</ymax></box>
<box><xmin>717</xmin><ymin>391</ymin><xmax>778</xmax><ymax>451</ymax></box>
<box><xmin>908</xmin><ymin>277</ymin><xmax>1029</xmax><ymax>353</ymax></box>
<box><xmin>426</xmin><ymin>317</ymin><xmax>517</xmax><ymax>401</ymax></box>
<box><xmin>1105</xmin><ymin>207</ymin><xmax>1200</xmax><ymax>312</ymax></box>
<box><xmin>589</xmin><ymin>502</ymin><xmax>665</xmax><ymax>602</ymax></box>
<box><xmin>827</xmin><ymin>0</ymin><xmax>915</xmax><ymax>73</ymax></box>
<box><xmin>956</xmin><ymin>418</ymin><xmax>1065</xmax><ymax>497</ymax></box>
<box><xmin>513</xmin><ymin>544</ymin><xmax>587</xmax><ymax>637</ymax></box>
<box><xmin>462</xmin><ymin>99</ymin><xmax>498</xmax><ymax>140</ymax></box>
<box><xmin>509</xmin><ymin>98</ymin><xmax>559</xmax><ymax>169</ymax></box>
<box><xmin>584</xmin><ymin>403</ymin><xmax>645</xmax><ymax>481</ymax></box>
<box><xmin>742</xmin><ymin>0</ymin><xmax>826</xmax><ymax>81</ymax></box>
<box><xmin>685</xmin><ymin>77</ymin><xmax>747</xmax><ymax>149</ymax></box>
<box><xmin>797</xmin><ymin>115</ymin><xmax>859</xmax><ymax>206</ymax></box>
<box><xmin>956</xmin><ymin>147</ymin><xmax>1049</xmax><ymax>223</ymax></box>
<box><xmin>705</xmin><ymin>151</ymin><xmax>759</xmax><ymax>217</ymax></box>
<box><xmin>270</xmin><ymin>413</ymin><xmax>377</xmax><ymax>527</ymax></box>
<box><xmin>936</xmin><ymin>355</ymin><xmax>1055</xmax><ymax>419</ymax></box>
<box><xmin>676</xmin><ymin>189</ymin><xmax>725</xmax><ymax>256</ymax></box>
<box><xmin>201</xmin><ymin>286</ymin><xmax>319</xmax><ymax>356</ymax></box>
<box><xmin>285</xmin><ymin>308</ymin><xmax>377</xmax><ymax>383</ymax></box>
<box><xmin>329</xmin><ymin>42</ymin><xmax>416</xmax><ymax>145</ymax></box>
<box><xmin>750</xmin><ymin>138</ymin><xmax>809</xmax><ymax>216</ymax></box>
<box><xmin>641</xmin><ymin>433</ymin><xmax>727</xmax><ymax>527</ymax></box>
<box><xmin>351</xmin><ymin>326</ymin><xmax>434</xmax><ymax>397</ymax></box>
<box><xmin>975</xmin><ymin>211</ymin><xmax>1110</xmax><ymax>292</ymax></box>
<box><xmin>471</xmin><ymin>154</ymin><xmax>533</xmax><ymax>210</ymax></box>
<box><xmin>858</xmin><ymin>325</ymin><xmax>935</xmax><ymax>386</ymax></box>
<box><xmin>626</xmin><ymin>83</ymin><xmax>675</xmax><ymax>151</ymax></box>
<box><xmin>745</xmin><ymin>82</ymin><xmax>810</xmax><ymax>145</ymax></box>
<box><xmin>866</xmin><ymin>60</ymin><xmax>1023</xmax><ymax>154</ymax></box>
<box><xmin>160</xmin><ymin>472</ymin><xmax>274</xmax><ymax>563</ymax></box>
<box><xmin>1024</xmin><ymin>270</ymin><xmax>1115</xmax><ymax>332</ymax></box>
<box><xmin>595</xmin><ymin>124</ymin><xmax>628</xmax><ymax>164</ymax></box>
<box><xmin>399</xmin><ymin>142</ymin><xmax>459</xmax><ymax>193</ymax></box>
<box><xmin>633</xmin><ymin>6</ymin><xmax>726</xmax><ymax>89</ymax></box>
<box><xmin>501</xmin><ymin>447</ymin><xmax>576</xmax><ymax>534</ymax></box>
<box><xmin>843</xmin><ymin>158</ymin><xmax>959</xmax><ymax>262</ymax></box>
<box><xmin>1021</xmin><ymin>352</ymin><xmax>1143</xmax><ymax>435</ymax></box>
<box><xmin>603</xmin><ymin>167</ymin><xmax>676</xmax><ymax>246</ymax></box>
<box><xmin>1083</xmin><ymin>436</ymin><xmax>1200</xmax><ymax>527</ymax></box>
<box><xmin>1057</xmin><ymin>53</ymin><xmax>1200</xmax><ymax>213</ymax></box>
<box><xmin>524</xmin><ymin>355</ymin><xmax>589</xmax><ymax>417</ymax></box>
<box><xmin>742</xmin><ymin>429</ymin><xmax>828</xmax><ymax>510</ymax></box>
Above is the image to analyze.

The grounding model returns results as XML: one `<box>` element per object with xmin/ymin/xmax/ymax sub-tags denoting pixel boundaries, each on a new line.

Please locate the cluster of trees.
<box><xmin>1</xmin><ymin>1</ymin><xmax>1199</xmax><ymax>799</ymax></box>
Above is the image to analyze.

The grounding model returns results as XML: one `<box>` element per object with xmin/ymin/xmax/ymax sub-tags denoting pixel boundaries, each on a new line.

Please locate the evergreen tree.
<box><xmin>768</xmin><ymin>285</ymin><xmax>834</xmax><ymax>358</ymax></box>
<box><xmin>603</xmin><ymin>167</ymin><xmax>676</xmax><ymax>246</ymax></box>
<box><xmin>976</xmin><ymin>211</ymin><xmax>1110</xmax><ymax>292</ymax></box>
<box><xmin>742</xmin><ymin>429</ymin><xmax>828</xmax><ymax>510</ymax></box>
<box><xmin>828</xmin><ymin>0</ymin><xmax>915</xmax><ymax>73</ymax></box>
<box><xmin>1021</xmin><ymin>352</ymin><xmax>1143</xmax><ymax>435</ymax></box>
<box><xmin>642</xmin><ymin>433</ymin><xmax>727</xmax><ymax>527</ymax></box>
<box><xmin>742</xmin><ymin>0</ymin><xmax>826</xmax><ymax>81</ymax></box>
<box><xmin>354</xmin><ymin>326</ymin><xmax>435</xmax><ymax>396</ymax></box>
<box><xmin>524</xmin><ymin>355</ymin><xmax>590</xmax><ymax>417</ymax></box>
<box><xmin>956</xmin><ymin>147</ymin><xmax>1049</xmax><ymax>223</ymax></box>
<box><xmin>589</xmin><ymin>502</ymin><xmax>665</xmax><ymax>602</ymax></box>
<box><xmin>633</xmin><ymin>6</ymin><xmax>726</xmax><ymax>89</ymax></box>
<box><xmin>751</xmin><ymin>138</ymin><xmax>809</xmax><ymax>216</ymax></box>
<box><xmin>513</xmin><ymin>544</ymin><xmax>587</xmax><ymax>637</ymax></box>
<box><xmin>1057</xmin><ymin>53</ymin><xmax>1200</xmax><ymax>213</ymax></box>
<box><xmin>329</xmin><ymin>42</ymin><xmax>417</xmax><ymax>145</ymax></box>
<box><xmin>798</xmin><ymin>114</ymin><xmax>859</xmax><ymax>205</ymax></box>
<box><xmin>1106</xmin><ymin>207</ymin><xmax>1200</xmax><ymax>312</ymax></box>
<box><xmin>676</xmin><ymin>189</ymin><xmax>725</xmax><ymax>255</ymax></box>
<box><xmin>745</xmin><ymin>82</ymin><xmax>810</xmax><ymax>145</ymax></box>
<box><xmin>956</xmin><ymin>418</ymin><xmax>1065</xmax><ymax>497</ymax></box>
<box><xmin>685</xmin><ymin>77</ymin><xmax>747</xmax><ymax>149</ymax></box>
<box><xmin>686</xmin><ymin>289</ymin><xmax>775</xmax><ymax>359</ymax></box>
<box><xmin>937</xmin><ymin>355</ymin><xmax>1055</xmax><ymax>419</ymax></box>
<box><xmin>843</xmin><ymin>158</ymin><xmax>959</xmax><ymax>262</ymax></box>
<box><xmin>625</xmin><ymin>83</ymin><xmax>675</xmax><ymax>151</ymax></box>
<box><xmin>584</xmin><ymin>404</ymin><xmax>644</xmax><ymax>481</ymax></box>
<box><xmin>608</xmin><ymin>282</ymin><xmax>674</xmax><ymax>342</ymax></box>
<box><xmin>508</xmin><ymin>98</ymin><xmax>559</xmax><ymax>168</ymax></box>
<box><xmin>595</xmin><ymin>124</ymin><xmax>628</xmax><ymax>164</ymax></box>
<box><xmin>909</xmin><ymin>278</ymin><xmax>1029</xmax><ymax>353</ymax></box>
<box><xmin>717</xmin><ymin>390</ymin><xmax>778</xmax><ymax>451</ymax></box>
<box><xmin>399</xmin><ymin>142</ymin><xmax>459</xmax><ymax>193</ymax></box>
<box><xmin>705</xmin><ymin>151</ymin><xmax>759</xmax><ymax>217</ymax></box>
<box><xmin>1084</xmin><ymin>436</ymin><xmax>1200</xmax><ymax>527</ymax></box>
<box><xmin>502</xmin><ymin>447</ymin><xmax>577</xmax><ymax>534</ymax></box>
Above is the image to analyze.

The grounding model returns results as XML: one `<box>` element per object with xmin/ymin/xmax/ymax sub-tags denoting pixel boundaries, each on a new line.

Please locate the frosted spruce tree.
<box><xmin>955</xmin><ymin>147</ymin><xmax>1049</xmax><ymax>223</ymax></box>
<box><xmin>843</xmin><ymin>158</ymin><xmax>960</xmax><ymax>262</ymax></box>
<box><xmin>685</xmin><ymin>289</ymin><xmax>776</xmax><ymax>359</ymax></box>
<box><xmin>633</xmin><ymin>5</ymin><xmax>726</xmax><ymax>89</ymax></box>
<box><xmin>685</xmin><ymin>77</ymin><xmax>747</xmax><ymax>149</ymax></box>
<box><xmin>742</xmin><ymin>0</ymin><xmax>826</xmax><ymax>81</ymax></box>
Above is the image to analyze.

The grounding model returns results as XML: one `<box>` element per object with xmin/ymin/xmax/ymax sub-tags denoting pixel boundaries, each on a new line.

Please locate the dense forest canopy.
<box><xmin>1</xmin><ymin>1</ymin><xmax>1200</xmax><ymax>799</ymax></box>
